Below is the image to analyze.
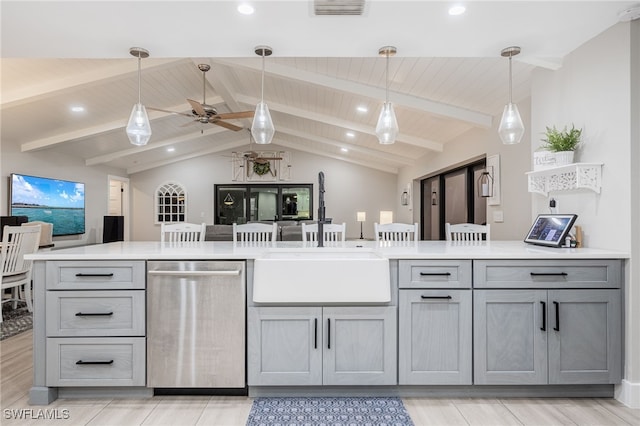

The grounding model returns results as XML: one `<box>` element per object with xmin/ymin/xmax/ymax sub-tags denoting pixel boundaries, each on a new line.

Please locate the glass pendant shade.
<box><xmin>251</xmin><ymin>101</ymin><xmax>275</xmax><ymax>144</ymax></box>
<box><xmin>498</xmin><ymin>102</ymin><xmax>525</xmax><ymax>145</ymax></box>
<box><xmin>126</xmin><ymin>103</ymin><xmax>152</xmax><ymax>146</ymax></box>
<box><xmin>376</xmin><ymin>102</ymin><xmax>399</xmax><ymax>144</ymax></box>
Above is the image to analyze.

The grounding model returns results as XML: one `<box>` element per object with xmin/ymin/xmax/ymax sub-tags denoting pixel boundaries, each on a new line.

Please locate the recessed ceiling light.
<box><xmin>70</xmin><ymin>106</ymin><xmax>85</xmax><ymax>112</ymax></box>
<box><xmin>237</xmin><ymin>3</ymin><xmax>254</xmax><ymax>15</ymax></box>
<box><xmin>167</xmin><ymin>147</ymin><xmax>175</xmax><ymax>153</ymax></box>
<box><xmin>345</xmin><ymin>132</ymin><xmax>355</xmax><ymax>138</ymax></box>
<box><xmin>341</xmin><ymin>148</ymin><xmax>349</xmax><ymax>153</ymax></box>
<box><xmin>356</xmin><ymin>106</ymin><xmax>368</xmax><ymax>113</ymax></box>
<box><xmin>448</xmin><ymin>4</ymin><xmax>466</xmax><ymax>16</ymax></box>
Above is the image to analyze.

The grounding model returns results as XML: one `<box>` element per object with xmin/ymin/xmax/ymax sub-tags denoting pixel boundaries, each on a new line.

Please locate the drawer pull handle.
<box><xmin>419</xmin><ymin>272</ymin><xmax>451</xmax><ymax>276</ymax></box>
<box><xmin>76</xmin><ymin>360</ymin><xmax>114</xmax><ymax>365</ymax></box>
<box><xmin>314</xmin><ymin>318</ymin><xmax>318</xmax><ymax>349</ymax></box>
<box><xmin>75</xmin><ymin>273</ymin><xmax>115</xmax><ymax>277</ymax></box>
<box><xmin>327</xmin><ymin>318</ymin><xmax>331</xmax><ymax>350</ymax></box>
<box><xmin>148</xmin><ymin>270</ymin><xmax>240</xmax><ymax>277</ymax></box>
<box><xmin>540</xmin><ymin>301</ymin><xmax>546</xmax><ymax>331</ymax></box>
<box><xmin>553</xmin><ymin>301</ymin><xmax>560</xmax><ymax>331</ymax></box>
<box><xmin>420</xmin><ymin>295</ymin><xmax>452</xmax><ymax>300</ymax></box>
<box><xmin>530</xmin><ymin>272</ymin><xmax>568</xmax><ymax>277</ymax></box>
<box><xmin>75</xmin><ymin>312</ymin><xmax>114</xmax><ymax>317</ymax></box>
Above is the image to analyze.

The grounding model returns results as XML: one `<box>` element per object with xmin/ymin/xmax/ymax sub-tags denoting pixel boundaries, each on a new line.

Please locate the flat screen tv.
<box><xmin>9</xmin><ymin>173</ymin><xmax>85</xmax><ymax>236</ymax></box>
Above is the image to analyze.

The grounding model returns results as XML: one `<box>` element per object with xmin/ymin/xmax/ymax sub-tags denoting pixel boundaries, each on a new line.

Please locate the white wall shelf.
<box><xmin>526</xmin><ymin>163</ymin><xmax>603</xmax><ymax>196</ymax></box>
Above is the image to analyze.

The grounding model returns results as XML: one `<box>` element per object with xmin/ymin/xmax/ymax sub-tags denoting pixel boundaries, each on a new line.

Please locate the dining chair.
<box><xmin>1</xmin><ymin>225</ymin><xmax>41</xmax><ymax>323</ymax></box>
<box><xmin>301</xmin><ymin>222</ymin><xmax>346</xmax><ymax>243</ymax></box>
<box><xmin>160</xmin><ymin>222</ymin><xmax>206</xmax><ymax>243</ymax></box>
<box><xmin>21</xmin><ymin>221</ymin><xmax>54</xmax><ymax>249</ymax></box>
<box><xmin>445</xmin><ymin>223</ymin><xmax>490</xmax><ymax>242</ymax></box>
<box><xmin>232</xmin><ymin>222</ymin><xmax>278</xmax><ymax>244</ymax></box>
<box><xmin>374</xmin><ymin>222</ymin><xmax>419</xmax><ymax>242</ymax></box>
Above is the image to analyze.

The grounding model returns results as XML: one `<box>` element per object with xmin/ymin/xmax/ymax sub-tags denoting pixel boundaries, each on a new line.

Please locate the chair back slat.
<box><xmin>374</xmin><ymin>223</ymin><xmax>419</xmax><ymax>243</ymax></box>
<box><xmin>233</xmin><ymin>223</ymin><xmax>278</xmax><ymax>244</ymax></box>
<box><xmin>445</xmin><ymin>223</ymin><xmax>490</xmax><ymax>242</ymax></box>
<box><xmin>1</xmin><ymin>225</ymin><xmax>41</xmax><ymax>276</ymax></box>
<box><xmin>160</xmin><ymin>223</ymin><xmax>206</xmax><ymax>243</ymax></box>
<box><xmin>302</xmin><ymin>223</ymin><xmax>346</xmax><ymax>243</ymax></box>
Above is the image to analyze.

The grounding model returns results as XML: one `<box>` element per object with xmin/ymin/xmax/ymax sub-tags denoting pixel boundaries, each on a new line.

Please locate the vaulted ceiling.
<box><xmin>1</xmin><ymin>1</ymin><xmax>635</xmax><ymax>175</ymax></box>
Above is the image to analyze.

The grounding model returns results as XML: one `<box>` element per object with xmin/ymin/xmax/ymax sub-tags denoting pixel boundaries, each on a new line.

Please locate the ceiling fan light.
<box><xmin>498</xmin><ymin>102</ymin><xmax>524</xmax><ymax>145</ymax></box>
<box><xmin>126</xmin><ymin>103</ymin><xmax>152</xmax><ymax>146</ymax></box>
<box><xmin>376</xmin><ymin>102</ymin><xmax>398</xmax><ymax>144</ymax></box>
<box><xmin>251</xmin><ymin>101</ymin><xmax>275</xmax><ymax>144</ymax></box>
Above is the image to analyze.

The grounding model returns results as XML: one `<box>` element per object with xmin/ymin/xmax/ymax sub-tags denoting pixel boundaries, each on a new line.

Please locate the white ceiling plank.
<box><xmin>216</xmin><ymin>58</ymin><xmax>492</xmax><ymax>129</ymax></box>
<box><xmin>20</xmin><ymin>103</ymin><xmax>194</xmax><ymax>152</ymax></box>
<box><xmin>2</xmin><ymin>58</ymin><xmax>184</xmax><ymax>109</ymax></box>
<box><xmin>127</xmin><ymin>138</ymin><xmax>248</xmax><ymax>174</ymax></box>
<box><xmin>235</xmin><ymin>94</ymin><xmax>443</xmax><ymax>152</ymax></box>
<box><xmin>85</xmin><ymin>126</ymin><xmax>229</xmax><ymax>166</ymax></box>
<box><xmin>273</xmin><ymin>139</ymin><xmax>398</xmax><ymax>175</ymax></box>
<box><xmin>277</xmin><ymin>126</ymin><xmax>415</xmax><ymax>166</ymax></box>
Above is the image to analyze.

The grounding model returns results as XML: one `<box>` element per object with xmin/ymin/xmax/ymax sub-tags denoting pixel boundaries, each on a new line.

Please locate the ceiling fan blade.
<box><xmin>210</xmin><ymin>120</ymin><xmax>243</xmax><ymax>131</ymax></box>
<box><xmin>187</xmin><ymin>99</ymin><xmax>206</xmax><ymax>117</ymax></box>
<box><xmin>147</xmin><ymin>107</ymin><xmax>193</xmax><ymax>118</ymax></box>
<box><xmin>216</xmin><ymin>111</ymin><xmax>255</xmax><ymax>120</ymax></box>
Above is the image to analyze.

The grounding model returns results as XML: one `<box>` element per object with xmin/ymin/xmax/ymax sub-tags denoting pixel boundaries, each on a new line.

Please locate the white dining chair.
<box><xmin>445</xmin><ymin>223</ymin><xmax>490</xmax><ymax>242</ymax></box>
<box><xmin>374</xmin><ymin>222</ymin><xmax>419</xmax><ymax>242</ymax></box>
<box><xmin>233</xmin><ymin>222</ymin><xmax>278</xmax><ymax>244</ymax></box>
<box><xmin>160</xmin><ymin>222</ymin><xmax>206</xmax><ymax>243</ymax></box>
<box><xmin>301</xmin><ymin>222</ymin><xmax>346</xmax><ymax>243</ymax></box>
<box><xmin>1</xmin><ymin>225</ymin><xmax>41</xmax><ymax>323</ymax></box>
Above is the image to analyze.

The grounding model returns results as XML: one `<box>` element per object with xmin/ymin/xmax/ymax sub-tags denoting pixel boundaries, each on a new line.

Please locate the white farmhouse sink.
<box><xmin>253</xmin><ymin>249</ymin><xmax>390</xmax><ymax>304</ymax></box>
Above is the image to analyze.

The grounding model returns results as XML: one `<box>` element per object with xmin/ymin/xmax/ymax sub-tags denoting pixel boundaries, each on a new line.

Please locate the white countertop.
<box><xmin>26</xmin><ymin>240</ymin><xmax>629</xmax><ymax>261</ymax></box>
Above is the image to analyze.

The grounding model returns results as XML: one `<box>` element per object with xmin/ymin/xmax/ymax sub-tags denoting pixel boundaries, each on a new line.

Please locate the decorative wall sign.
<box><xmin>231</xmin><ymin>151</ymin><xmax>291</xmax><ymax>182</ymax></box>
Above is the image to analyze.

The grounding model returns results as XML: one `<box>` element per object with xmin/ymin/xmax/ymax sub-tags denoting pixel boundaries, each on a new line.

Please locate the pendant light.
<box><xmin>126</xmin><ymin>47</ymin><xmax>152</xmax><ymax>146</ymax></box>
<box><xmin>375</xmin><ymin>46</ymin><xmax>398</xmax><ymax>145</ymax></box>
<box><xmin>498</xmin><ymin>46</ymin><xmax>525</xmax><ymax>145</ymax></box>
<box><xmin>251</xmin><ymin>45</ymin><xmax>275</xmax><ymax>145</ymax></box>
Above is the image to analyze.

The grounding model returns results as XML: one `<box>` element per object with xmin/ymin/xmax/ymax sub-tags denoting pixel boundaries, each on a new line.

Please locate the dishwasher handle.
<box><xmin>148</xmin><ymin>270</ymin><xmax>241</xmax><ymax>277</ymax></box>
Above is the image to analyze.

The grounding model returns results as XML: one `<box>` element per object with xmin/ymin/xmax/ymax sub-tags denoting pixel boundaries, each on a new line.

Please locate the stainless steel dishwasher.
<box><xmin>147</xmin><ymin>261</ymin><xmax>245</xmax><ymax>388</ymax></box>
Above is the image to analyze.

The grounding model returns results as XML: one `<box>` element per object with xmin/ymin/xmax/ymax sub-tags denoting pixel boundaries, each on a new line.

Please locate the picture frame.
<box><xmin>524</xmin><ymin>214</ymin><xmax>578</xmax><ymax>247</ymax></box>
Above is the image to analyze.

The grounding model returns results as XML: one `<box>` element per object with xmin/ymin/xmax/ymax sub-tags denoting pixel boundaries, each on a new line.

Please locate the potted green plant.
<box><xmin>541</xmin><ymin>124</ymin><xmax>582</xmax><ymax>166</ymax></box>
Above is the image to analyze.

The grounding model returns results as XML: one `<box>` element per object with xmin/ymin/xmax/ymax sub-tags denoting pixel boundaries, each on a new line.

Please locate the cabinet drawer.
<box><xmin>46</xmin><ymin>337</ymin><xmax>145</xmax><ymax>386</ymax></box>
<box><xmin>399</xmin><ymin>260</ymin><xmax>471</xmax><ymax>288</ymax></box>
<box><xmin>46</xmin><ymin>290</ymin><xmax>145</xmax><ymax>336</ymax></box>
<box><xmin>46</xmin><ymin>261</ymin><xmax>145</xmax><ymax>290</ymax></box>
<box><xmin>473</xmin><ymin>259</ymin><xmax>622</xmax><ymax>289</ymax></box>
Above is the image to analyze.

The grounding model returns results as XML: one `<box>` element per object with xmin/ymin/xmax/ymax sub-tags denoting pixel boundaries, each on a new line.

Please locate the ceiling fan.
<box><xmin>236</xmin><ymin>130</ymin><xmax>283</xmax><ymax>164</ymax></box>
<box><xmin>148</xmin><ymin>64</ymin><xmax>254</xmax><ymax>131</ymax></box>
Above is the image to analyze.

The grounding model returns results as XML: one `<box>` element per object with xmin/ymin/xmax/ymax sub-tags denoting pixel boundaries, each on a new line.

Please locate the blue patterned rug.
<box><xmin>246</xmin><ymin>397</ymin><xmax>414</xmax><ymax>426</ymax></box>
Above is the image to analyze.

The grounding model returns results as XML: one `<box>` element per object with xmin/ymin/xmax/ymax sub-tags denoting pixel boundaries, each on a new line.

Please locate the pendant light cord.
<box><xmin>261</xmin><ymin>51</ymin><xmax>265</xmax><ymax>103</ymax></box>
<box><xmin>137</xmin><ymin>54</ymin><xmax>142</xmax><ymax>104</ymax></box>
<box><xmin>385</xmin><ymin>51</ymin><xmax>390</xmax><ymax>103</ymax></box>
<box><xmin>508</xmin><ymin>54</ymin><xmax>513</xmax><ymax>104</ymax></box>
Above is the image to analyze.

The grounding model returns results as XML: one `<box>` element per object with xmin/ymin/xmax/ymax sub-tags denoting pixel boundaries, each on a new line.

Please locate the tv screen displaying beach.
<box><xmin>10</xmin><ymin>173</ymin><xmax>85</xmax><ymax>236</ymax></box>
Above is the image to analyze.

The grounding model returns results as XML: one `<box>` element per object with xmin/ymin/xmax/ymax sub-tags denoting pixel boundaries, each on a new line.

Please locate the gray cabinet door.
<box><xmin>322</xmin><ymin>306</ymin><xmax>397</xmax><ymax>386</ymax></box>
<box><xmin>247</xmin><ymin>307</ymin><xmax>322</xmax><ymax>386</ymax></box>
<box><xmin>399</xmin><ymin>290</ymin><xmax>472</xmax><ymax>384</ymax></box>
<box><xmin>474</xmin><ymin>289</ymin><xmax>548</xmax><ymax>384</ymax></box>
<box><xmin>548</xmin><ymin>289</ymin><xmax>622</xmax><ymax>384</ymax></box>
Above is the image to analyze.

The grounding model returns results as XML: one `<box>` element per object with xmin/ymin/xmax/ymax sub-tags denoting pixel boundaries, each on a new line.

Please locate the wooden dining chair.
<box><xmin>374</xmin><ymin>222</ymin><xmax>419</xmax><ymax>242</ymax></box>
<box><xmin>301</xmin><ymin>222</ymin><xmax>346</xmax><ymax>243</ymax></box>
<box><xmin>232</xmin><ymin>222</ymin><xmax>278</xmax><ymax>244</ymax></box>
<box><xmin>445</xmin><ymin>223</ymin><xmax>490</xmax><ymax>242</ymax></box>
<box><xmin>1</xmin><ymin>225</ymin><xmax>41</xmax><ymax>323</ymax></box>
<box><xmin>160</xmin><ymin>222</ymin><xmax>206</xmax><ymax>243</ymax></box>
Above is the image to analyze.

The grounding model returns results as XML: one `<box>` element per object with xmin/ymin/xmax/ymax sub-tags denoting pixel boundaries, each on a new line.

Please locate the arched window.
<box><xmin>156</xmin><ymin>182</ymin><xmax>187</xmax><ymax>223</ymax></box>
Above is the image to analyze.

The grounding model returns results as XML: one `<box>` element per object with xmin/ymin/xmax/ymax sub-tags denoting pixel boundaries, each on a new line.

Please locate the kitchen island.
<box><xmin>26</xmin><ymin>241</ymin><xmax>628</xmax><ymax>405</ymax></box>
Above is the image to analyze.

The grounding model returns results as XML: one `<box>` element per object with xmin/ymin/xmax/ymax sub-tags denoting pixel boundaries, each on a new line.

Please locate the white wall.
<box><xmin>397</xmin><ymin>101</ymin><xmax>532</xmax><ymax>240</ymax></box>
<box><xmin>0</xmin><ymin>138</ymin><xmax>126</xmax><ymax>248</ymax></box>
<box><xmin>129</xmin><ymin>144</ymin><xmax>397</xmax><ymax>241</ymax></box>
<box><xmin>531</xmin><ymin>21</ymin><xmax>639</xmax><ymax>408</ymax></box>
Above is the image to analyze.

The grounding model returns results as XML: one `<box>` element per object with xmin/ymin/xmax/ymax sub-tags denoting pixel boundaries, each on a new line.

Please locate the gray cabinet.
<box><xmin>398</xmin><ymin>260</ymin><xmax>472</xmax><ymax>385</ymax></box>
<box><xmin>248</xmin><ymin>306</ymin><xmax>396</xmax><ymax>386</ymax></box>
<box><xmin>473</xmin><ymin>260</ymin><xmax>622</xmax><ymax>385</ymax></box>
<box><xmin>44</xmin><ymin>261</ymin><xmax>146</xmax><ymax>387</ymax></box>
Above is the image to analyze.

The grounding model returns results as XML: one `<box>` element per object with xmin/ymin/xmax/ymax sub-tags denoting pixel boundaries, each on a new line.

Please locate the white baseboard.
<box><xmin>615</xmin><ymin>380</ymin><xmax>640</xmax><ymax>408</ymax></box>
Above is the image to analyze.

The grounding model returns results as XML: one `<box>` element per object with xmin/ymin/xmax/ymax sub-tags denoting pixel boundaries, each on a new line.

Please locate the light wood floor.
<box><xmin>2</xmin><ymin>330</ymin><xmax>639</xmax><ymax>426</ymax></box>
